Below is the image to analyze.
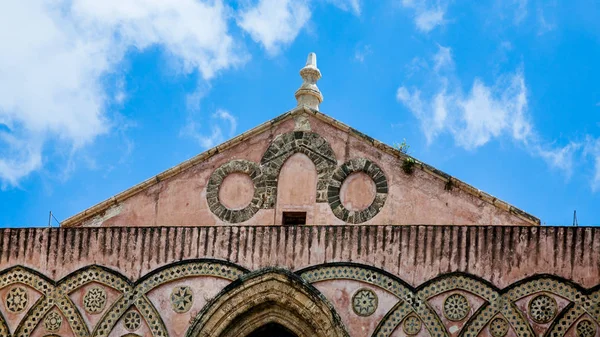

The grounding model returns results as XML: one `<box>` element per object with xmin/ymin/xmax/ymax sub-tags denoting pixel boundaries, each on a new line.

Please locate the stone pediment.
<box><xmin>61</xmin><ymin>106</ymin><xmax>538</xmax><ymax>227</ymax></box>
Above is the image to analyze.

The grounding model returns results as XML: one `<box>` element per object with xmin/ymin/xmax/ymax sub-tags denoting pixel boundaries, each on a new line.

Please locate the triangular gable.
<box><xmin>61</xmin><ymin>106</ymin><xmax>539</xmax><ymax>227</ymax></box>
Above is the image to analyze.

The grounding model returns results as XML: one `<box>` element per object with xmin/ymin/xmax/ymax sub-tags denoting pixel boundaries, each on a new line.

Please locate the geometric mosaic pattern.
<box><xmin>488</xmin><ymin>317</ymin><xmax>509</xmax><ymax>337</ymax></box>
<box><xmin>83</xmin><ymin>287</ymin><xmax>107</xmax><ymax>314</ymax></box>
<box><xmin>0</xmin><ymin>261</ymin><xmax>246</xmax><ymax>337</ymax></box>
<box><xmin>443</xmin><ymin>293</ymin><xmax>470</xmax><ymax>321</ymax></box>
<box><xmin>0</xmin><ymin>261</ymin><xmax>599</xmax><ymax>337</ymax></box>
<box><xmin>44</xmin><ymin>311</ymin><xmax>62</xmax><ymax>332</ymax></box>
<box><xmin>122</xmin><ymin>311</ymin><xmax>141</xmax><ymax>332</ymax></box>
<box><xmin>299</xmin><ymin>263</ymin><xmax>600</xmax><ymax>337</ymax></box>
<box><xmin>528</xmin><ymin>293</ymin><xmax>558</xmax><ymax>324</ymax></box>
<box><xmin>352</xmin><ymin>288</ymin><xmax>378</xmax><ymax>316</ymax></box>
<box><xmin>170</xmin><ymin>286</ymin><xmax>193</xmax><ymax>313</ymax></box>
<box><xmin>6</xmin><ymin>286</ymin><xmax>28</xmax><ymax>313</ymax></box>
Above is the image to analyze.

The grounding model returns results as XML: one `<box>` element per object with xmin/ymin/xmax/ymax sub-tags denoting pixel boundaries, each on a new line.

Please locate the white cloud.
<box><xmin>415</xmin><ymin>8</ymin><xmax>446</xmax><ymax>32</ymax></box>
<box><xmin>326</xmin><ymin>0</ymin><xmax>361</xmax><ymax>15</ymax></box>
<box><xmin>181</xmin><ymin>109</ymin><xmax>238</xmax><ymax>149</ymax></box>
<box><xmin>537</xmin><ymin>143</ymin><xmax>581</xmax><ymax>178</ymax></box>
<box><xmin>537</xmin><ymin>7</ymin><xmax>556</xmax><ymax>35</ymax></box>
<box><xmin>584</xmin><ymin>137</ymin><xmax>600</xmax><ymax>191</ymax></box>
<box><xmin>401</xmin><ymin>1</ymin><xmax>446</xmax><ymax>33</ymax></box>
<box><xmin>355</xmin><ymin>44</ymin><xmax>372</xmax><ymax>63</ymax></box>
<box><xmin>238</xmin><ymin>0</ymin><xmax>311</xmax><ymax>55</ymax></box>
<box><xmin>0</xmin><ymin>0</ymin><xmax>244</xmax><ymax>187</ymax></box>
<box><xmin>433</xmin><ymin>44</ymin><xmax>453</xmax><ymax>71</ymax></box>
<box><xmin>397</xmin><ymin>45</ymin><xmax>582</xmax><ymax>180</ymax></box>
<box><xmin>513</xmin><ymin>0</ymin><xmax>528</xmax><ymax>24</ymax></box>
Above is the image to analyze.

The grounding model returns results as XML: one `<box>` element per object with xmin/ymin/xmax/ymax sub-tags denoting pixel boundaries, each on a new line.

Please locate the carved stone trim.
<box><xmin>186</xmin><ymin>270</ymin><xmax>349</xmax><ymax>337</ymax></box>
<box><xmin>261</xmin><ymin>131</ymin><xmax>337</xmax><ymax>205</ymax></box>
<box><xmin>206</xmin><ymin>159</ymin><xmax>262</xmax><ymax>223</ymax></box>
<box><xmin>327</xmin><ymin>158</ymin><xmax>388</xmax><ymax>223</ymax></box>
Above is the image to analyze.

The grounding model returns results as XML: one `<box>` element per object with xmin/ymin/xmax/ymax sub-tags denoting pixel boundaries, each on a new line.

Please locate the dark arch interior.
<box><xmin>247</xmin><ymin>323</ymin><xmax>298</xmax><ymax>337</ymax></box>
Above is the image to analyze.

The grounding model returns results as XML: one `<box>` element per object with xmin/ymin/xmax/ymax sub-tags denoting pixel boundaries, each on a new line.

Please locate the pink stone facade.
<box><xmin>61</xmin><ymin>109</ymin><xmax>538</xmax><ymax>228</ymax></box>
<box><xmin>0</xmin><ymin>109</ymin><xmax>597</xmax><ymax>337</ymax></box>
<box><xmin>0</xmin><ymin>226</ymin><xmax>598</xmax><ymax>337</ymax></box>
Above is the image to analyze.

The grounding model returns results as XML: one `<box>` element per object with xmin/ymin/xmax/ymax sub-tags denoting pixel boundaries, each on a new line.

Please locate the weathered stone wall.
<box><xmin>0</xmin><ymin>226</ymin><xmax>598</xmax><ymax>337</ymax></box>
<box><xmin>63</xmin><ymin>110</ymin><xmax>537</xmax><ymax>227</ymax></box>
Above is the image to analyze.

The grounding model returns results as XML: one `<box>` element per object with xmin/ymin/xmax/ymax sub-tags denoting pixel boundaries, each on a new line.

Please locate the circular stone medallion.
<box><xmin>44</xmin><ymin>311</ymin><xmax>62</xmax><ymax>332</ymax></box>
<box><xmin>340</xmin><ymin>172</ymin><xmax>376</xmax><ymax>211</ymax></box>
<box><xmin>403</xmin><ymin>315</ymin><xmax>422</xmax><ymax>335</ymax></box>
<box><xmin>218</xmin><ymin>172</ymin><xmax>255</xmax><ymax>210</ymax></box>
<box><xmin>352</xmin><ymin>288</ymin><xmax>378</xmax><ymax>316</ymax></box>
<box><xmin>123</xmin><ymin>311</ymin><xmax>142</xmax><ymax>332</ymax></box>
<box><xmin>443</xmin><ymin>293</ymin><xmax>470</xmax><ymax>321</ymax></box>
<box><xmin>576</xmin><ymin>319</ymin><xmax>597</xmax><ymax>337</ymax></box>
<box><xmin>171</xmin><ymin>286</ymin><xmax>193</xmax><ymax>313</ymax></box>
<box><xmin>528</xmin><ymin>294</ymin><xmax>557</xmax><ymax>324</ymax></box>
<box><xmin>6</xmin><ymin>286</ymin><xmax>28</xmax><ymax>313</ymax></box>
<box><xmin>489</xmin><ymin>317</ymin><xmax>509</xmax><ymax>337</ymax></box>
<box><xmin>83</xmin><ymin>287</ymin><xmax>107</xmax><ymax>314</ymax></box>
<box><xmin>328</xmin><ymin>158</ymin><xmax>388</xmax><ymax>224</ymax></box>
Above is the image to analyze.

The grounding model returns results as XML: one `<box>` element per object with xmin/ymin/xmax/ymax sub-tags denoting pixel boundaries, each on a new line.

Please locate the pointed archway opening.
<box><xmin>186</xmin><ymin>269</ymin><xmax>349</xmax><ymax>337</ymax></box>
<box><xmin>247</xmin><ymin>322</ymin><xmax>297</xmax><ymax>337</ymax></box>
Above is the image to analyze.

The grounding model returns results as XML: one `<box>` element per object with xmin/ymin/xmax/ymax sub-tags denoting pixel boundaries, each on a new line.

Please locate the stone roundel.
<box><xmin>576</xmin><ymin>319</ymin><xmax>597</xmax><ymax>337</ymax></box>
<box><xmin>84</xmin><ymin>286</ymin><xmax>107</xmax><ymax>314</ymax></box>
<box><xmin>528</xmin><ymin>293</ymin><xmax>558</xmax><ymax>324</ymax></box>
<box><xmin>6</xmin><ymin>286</ymin><xmax>28</xmax><ymax>313</ymax></box>
<box><xmin>123</xmin><ymin>310</ymin><xmax>142</xmax><ymax>332</ymax></box>
<box><xmin>403</xmin><ymin>314</ymin><xmax>422</xmax><ymax>335</ymax></box>
<box><xmin>328</xmin><ymin>158</ymin><xmax>388</xmax><ymax>224</ymax></box>
<box><xmin>44</xmin><ymin>311</ymin><xmax>62</xmax><ymax>332</ymax></box>
<box><xmin>489</xmin><ymin>317</ymin><xmax>509</xmax><ymax>337</ymax></box>
<box><xmin>171</xmin><ymin>286</ymin><xmax>193</xmax><ymax>313</ymax></box>
<box><xmin>207</xmin><ymin>160</ymin><xmax>262</xmax><ymax>223</ymax></box>
<box><xmin>443</xmin><ymin>293</ymin><xmax>470</xmax><ymax>321</ymax></box>
<box><xmin>352</xmin><ymin>288</ymin><xmax>378</xmax><ymax>316</ymax></box>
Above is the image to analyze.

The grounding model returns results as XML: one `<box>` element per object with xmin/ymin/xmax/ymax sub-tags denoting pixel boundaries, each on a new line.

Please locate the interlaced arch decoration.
<box><xmin>0</xmin><ymin>260</ymin><xmax>247</xmax><ymax>337</ymax></box>
<box><xmin>298</xmin><ymin>263</ymin><xmax>600</xmax><ymax>337</ymax></box>
<box><xmin>299</xmin><ymin>263</ymin><xmax>447</xmax><ymax>337</ymax></box>
<box><xmin>185</xmin><ymin>268</ymin><xmax>349</xmax><ymax>337</ymax></box>
<box><xmin>260</xmin><ymin>131</ymin><xmax>337</xmax><ymax>206</ymax></box>
<box><xmin>1</xmin><ymin>262</ymin><xmax>600</xmax><ymax>337</ymax></box>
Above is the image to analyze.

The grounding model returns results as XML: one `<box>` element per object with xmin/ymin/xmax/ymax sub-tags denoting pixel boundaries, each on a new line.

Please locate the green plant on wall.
<box><xmin>402</xmin><ymin>157</ymin><xmax>415</xmax><ymax>174</ymax></box>
<box><xmin>395</xmin><ymin>138</ymin><xmax>410</xmax><ymax>154</ymax></box>
<box><xmin>395</xmin><ymin>139</ymin><xmax>415</xmax><ymax>174</ymax></box>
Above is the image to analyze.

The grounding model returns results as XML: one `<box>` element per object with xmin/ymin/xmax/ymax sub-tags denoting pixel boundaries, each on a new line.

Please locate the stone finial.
<box><xmin>295</xmin><ymin>52</ymin><xmax>323</xmax><ymax>110</ymax></box>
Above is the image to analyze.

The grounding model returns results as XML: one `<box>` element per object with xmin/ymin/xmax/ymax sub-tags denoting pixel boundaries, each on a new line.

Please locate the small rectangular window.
<box><xmin>282</xmin><ymin>212</ymin><xmax>306</xmax><ymax>225</ymax></box>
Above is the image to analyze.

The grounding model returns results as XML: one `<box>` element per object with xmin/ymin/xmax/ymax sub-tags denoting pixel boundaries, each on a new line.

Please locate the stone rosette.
<box><xmin>443</xmin><ymin>293</ymin><xmax>470</xmax><ymax>321</ymax></box>
<box><xmin>84</xmin><ymin>286</ymin><xmax>107</xmax><ymax>314</ymax></box>
<box><xmin>352</xmin><ymin>288</ymin><xmax>378</xmax><ymax>317</ymax></box>
<box><xmin>327</xmin><ymin>158</ymin><xmax>388</xmax><ymax>224</ymax></box>
<box><xmin>6</xmin><ymin>286</ymin><xmax>28</xmax><ymax>313</ymax></box>
<box><xmin>44</xmin><ymin>311</ymin><xmax>62</xmax><ymax>332</ymax></box>
<box><xmin>528</xmin><ymin>293</ymin><xmax>557</xmax><ymax>324</ymax></box>
<box><xmin>403</xmin><ymin>314</ymin><xmax>422</xmax><ymax>336</ymax></box>
<box><xmin>489</xmin><ymin>316</ymin><xmax>509</xmax><ymax>337</ymax></box>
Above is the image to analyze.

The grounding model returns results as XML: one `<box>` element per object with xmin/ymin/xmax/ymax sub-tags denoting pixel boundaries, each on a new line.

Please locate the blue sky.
<box><xmin>1</xmin><ymin>0</ymin><xmax>599</xmax><ymax>227</ymax></box>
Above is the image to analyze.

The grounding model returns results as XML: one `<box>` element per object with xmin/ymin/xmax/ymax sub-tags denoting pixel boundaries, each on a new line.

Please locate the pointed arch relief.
<box><xmin>186</xmin><ymin>269</ymin><xmax>349</xmax><ymax>337</ymax></box>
